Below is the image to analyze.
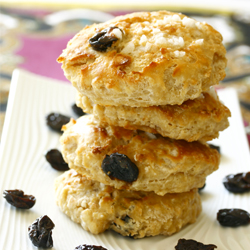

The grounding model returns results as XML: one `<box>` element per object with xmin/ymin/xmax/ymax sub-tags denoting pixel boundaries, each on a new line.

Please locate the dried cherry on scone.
<box><xmin>101</xmin><ymin>153</ymin><xmax>139</xmax><ymax>182</ymax></box>
<box><xmin>89</xmin><ymin>26</ymin><xmax>123</xmax><ymax>52</ymax></box>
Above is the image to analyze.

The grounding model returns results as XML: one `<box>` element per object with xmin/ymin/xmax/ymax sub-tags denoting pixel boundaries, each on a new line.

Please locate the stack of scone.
<box><xmin>55</xmin><ymin>11</ymin><xmax>231</xmax><ymax>239</ymax></box>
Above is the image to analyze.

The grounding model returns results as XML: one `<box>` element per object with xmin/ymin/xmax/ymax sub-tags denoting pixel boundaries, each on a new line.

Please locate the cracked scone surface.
<box><xmin>57</xmin><ymin>11</ymin><xmax>227</xmax><ymax>107</ymax></box>
<box><xmin>77</xmin><ymin>88</ymin><xmax>231</xmax><ymax>142</ymax></box>
<box><xmin>60</xmin><ymin>115</ymin><xmax>220</xmax><ymax>195</ymax></box>
<box><xmin>55</xmin><ymin>170</ymin><xmax>202</xmax><ymax>238</ymax></box>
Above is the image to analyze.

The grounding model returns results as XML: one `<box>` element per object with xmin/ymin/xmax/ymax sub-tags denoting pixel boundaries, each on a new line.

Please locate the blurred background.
<box><xmin>0</xmin><ymin>0</ymin><xmax>250</xmax><ymax>145</ymax></box>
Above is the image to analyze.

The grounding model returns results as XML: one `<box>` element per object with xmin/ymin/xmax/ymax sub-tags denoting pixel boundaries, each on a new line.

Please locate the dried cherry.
<box><xmin>242</xmin><ymin>172</ymin><xmax>250</xmax><ymax>183</ymax></box>
<box><xmin>217</xmin><ymin>208</ymin><xmax>250</xmax><ymax>227</ymax></box>
<box><xmin>121</xmin><ymin>215</ymin><xmax>131</xmax><ymax>223</ymax></box>
<box><xmin>28</xmin><ymin>215</ymin><xmax>55</xmax><ymax>248</ymax></box>
<box><xmin>89</xmin><ymin>27</ymin><xmax>121</xmax><ymax>52</ymax></box>
<box><xmin>72</xmin><ymin>103</ymin><xmax>86</xmax><ymax>117</ymax></box>
<box><xmin>102</xmin><ymin>153</ymin><xmax>139</xmax><ymax>182</ymax></box>
<box><xmin>175</xmin><ymin>239</ymin><xmax>217</xmax><ymax>250</ymax></box>
<box><xmin>208</xmin><ymin>144</ymin><xmax>220</xmax><ymax>154</ymax></box>
<box><xmin>198</xmin><ymin>183</ymin><xmax>206</xmax><ymax>192</ymax></box>
<box><xmin>45</xmin><ymin>149</ymin><xmax>69</xmax><ymax>171</ymax></box>
<box><xmin>3</xmin><ymin>189</ymin><xmax>36</xmax><ymax>209</ymax></box>
<box><xmin>46</xmin><ymin>112</ymin><xmax>70</xmax><ymax>133</ymax></box>
<box><xmin>74</xmin><ymin>245</ymin><xmax>108</xmax><ymax>250</ymax></box>
<box><xmin>223</xmin><ymin>172</ymin><xmax>250</xmax><ymax>193</ymax></box>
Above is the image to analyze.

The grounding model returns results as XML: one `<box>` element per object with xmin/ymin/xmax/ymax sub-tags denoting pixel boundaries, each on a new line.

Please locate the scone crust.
<box><xmin>55</xmin><ymin>170</ymin><xmax>202</xmax><ymax>238</ymax></box>
<box><xmin>58</xmin><ymin>11</ymin><xmax>227</xmax><ymax>107</ymax></box>
<box><xmin>77</xmin><ymin>89</ymin><xmax>231</xmax><ymax>142</ymax></box>
<box><xmin>60</xmin><ymin>115</ymin><xmax>220</xmax><ymax>195</ymax></box>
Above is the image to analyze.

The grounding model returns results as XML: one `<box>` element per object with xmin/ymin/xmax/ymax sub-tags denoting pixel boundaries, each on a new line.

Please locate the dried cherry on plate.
<box><xmin>74</xmin><ymin>244</ymin><xmax>108</xmax><ymax>250</ymax></box>
<box><xmin>72</xmin><ymin>103</ymin><xmax>86</xmax><ymax>117</ymax></box>
<box><xmin>223</xmin><ymin>172</ymin><xmax>250</xmax><ymax>193</ymax></box>
<box><xmin>101</xmin><ymin>153</ymin><xmax>139</xmax><ymax>182</ymax></box>
<box><xmin>28</xmin><ymin>215</ymin><xmax>55</xmax><ymax>248</ymax></box>
<box><xmin>46</xmin><ymin>112</ymin><xmax>70</xmax><ymax>133</ymax></box>
<box><xmin>175</xmin><ymin>239</ymin><xmax>217</xmax><ymax>250</ymax></box>
<box><xmin>208</xmin><ymin>144</ymin><xmax>220</xmax><ymax>154</ymax></box>
<box><xmin>217</xmin><ymin>208</ymin><xmax>250</xmax><ymax>227</ymax></box>
<box><xmin>198</xmin><ymin>183</ymin><xmax>206</xmax><ymax>192</ymax></box>
<box><xmin>45</xmin><ymin>149</ymin><xmax>69</xmax><ymax>171</ymax></box>
<box><xmin>3</xmin><ymin>189</ymin><xmax>36</xmax><ymax>209</ymax></box>
<box><xmin>242</xmin><ymin>172</ymin><xmax>250</xmax><ymax>183</ymax></box>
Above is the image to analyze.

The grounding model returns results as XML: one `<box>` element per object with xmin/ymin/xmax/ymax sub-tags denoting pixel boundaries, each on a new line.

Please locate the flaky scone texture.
<box><xmin>55</xmin><ymin>170</ymin><xmax>202</xmax><ymax>238</ymax></box>
<box><xmin>77</xmin><ymin>88</ymin><xmax>231</xmax><ymax>142</ymax></box>
<box><xmin>60</xmin><ymin>115</ymin><xmax>220</xmax><ymax>195</ymax></box>
<box><xmin>58</xmin><ymin>11</ymin><xmax>227</xmax><ymax>107</ymax></box>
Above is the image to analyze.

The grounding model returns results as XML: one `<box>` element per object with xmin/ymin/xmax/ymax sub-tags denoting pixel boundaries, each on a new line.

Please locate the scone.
<box><xmin>55</xmin><ymin>170</ymin><xmax>202</xmax><ymax>238</ymax></box>
<box><xmin>77</xmin><ymin>88</ymin><xmax>231</xmax><ymax>142</ymax></box>
<box><xmin>60</xmin><ymin>115</ymin><xmax>220</xmax><ymax>195</ymax></box>
<box><xmin>57</xmin><ymin>11</ymin><xmax>227</xmax><ymax>107</ymax></box>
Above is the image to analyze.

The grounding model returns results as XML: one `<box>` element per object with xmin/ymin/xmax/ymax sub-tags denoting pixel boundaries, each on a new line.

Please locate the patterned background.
<box><xmin>0</xmin><ymin>6</ymin><xmax>250</xmax><ymax>146</ymax></box>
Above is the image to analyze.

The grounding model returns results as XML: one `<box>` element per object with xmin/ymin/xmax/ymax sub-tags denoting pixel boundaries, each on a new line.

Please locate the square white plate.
<box><xmin>0</xmin><ymin>69</ymin><xmax>250</xmax><ymax>250</ymax></box>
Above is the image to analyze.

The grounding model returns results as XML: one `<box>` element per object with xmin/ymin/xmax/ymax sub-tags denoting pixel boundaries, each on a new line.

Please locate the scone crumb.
<box><xmin>122</xmin><ymin>42</ymin><xmax>135</xmax><ymax>54</ymax></box>
<box><xmin>140</xmin><ymin>35</ymin><xmax>148</xmax><ymax>45</ymax></box>
<box><xmin>170</xmin><ymin>149</ymin><xmax>178</xmax><ymax>157</ymax></box>
<box><xmin>172</xmin><ymin>50</ymin><xmax>186</xmax><ymax>57</ymax></box>
<box><xmin>182</xmin><ymin>17</ymin><xmax>196</xmax><ymax>28</ymax></box>
<box><xmin>145</xmin><ymin>42</ymin><xmax>152</xmax><ymax>51</ymax></box>
<box><xmin>152</xmin><ymin>28</ymin><xmax>161</xmax><ymax>34</ymax></box>
<box><xmin>145</xmin><ymin>132</ymin><xmax>157</xmax><ymax>140</ymax></box>
<box><xmin>156</xmin><ymin>37</ymin><xmax>167</xmax><ymax>45</ymax></box>
<box><xmin>206</xmin><ymin>86</ymin><xmax>218</xmax><ymax>100</ymax></box>
<box><xmin>168</xmin><ymin>36</ymin><xmax>184</xmax><ymax>47</ymax></box>
<box><xmin>195</xmin><ymin>39</ymin><xmax>204</xmax><ymax>45</ymax></box>
<box><xmin>172</xmin><ymin>14</ymin><xmax>182</xmax><ymax>21</ymax></box>
<box><xmin>110</xmin><ymin>27</ymin><xmax>123</xmax><ymax>40</ymax></box>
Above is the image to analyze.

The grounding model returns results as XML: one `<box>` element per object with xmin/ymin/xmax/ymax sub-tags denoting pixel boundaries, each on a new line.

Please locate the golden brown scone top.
<box><xmin>61</xmin><ymin>115</ymin><xmax>220</xmax><ymax>195</ymax></box>
<box><xmin>58</xmin><ymin>11</ymin><xmax>227</xmax><ymax>106</ymax></box>
<box><xmin>61</xmin><ymin>115</ymin><xmax>219</xmax><ymax>167</ymax></box>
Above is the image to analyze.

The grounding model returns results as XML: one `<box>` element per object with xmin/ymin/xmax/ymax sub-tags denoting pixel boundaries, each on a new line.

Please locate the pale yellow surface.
<box><xmin>55</xmin><ymin>169</ymin><xmax>202</xmax><ymax>238</ymax></box>
<box><xmin>58</xmin><ymin>11</ymin><xmax>227</xmax><ymax>107</ymax></box>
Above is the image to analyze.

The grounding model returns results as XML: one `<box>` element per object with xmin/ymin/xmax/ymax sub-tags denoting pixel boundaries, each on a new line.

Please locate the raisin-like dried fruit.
<box><xmin>223</xmin><ymin>172</ymin><xmax>250</xmax><ymax>193</ymax></box>
<box><xmin>3</xmin><ymin>189</ymin><xmax>36</xmax><ymax>209</ymax></box>
<box><xmin>242</xmin><ymin>172</ymin><xmax>250</xmax><ymax>183</ymax></box>
<box><xmin>74</xmin><ymin>244</ymin><xmax>108</xmax><ymax>250</ymax></box>
<box><xmin>121</xmin><ymin>215</ymin><xmax>131</xmax><ymax>223</ymax></box>
<box><xmin>89</xmin><ymin>27</ymin><xmax>121</xmax><ymax>52</ymax></box>
<box><xmin>198</xmin><ymin>183</ymin><xmax>206</xmax><ymax>192</ymax></box>
<box><xmin>28</xmin><ymin>215</ymin><xmax>55</xmax><ymax>248</ymax></box>
<box><xmin>46</xmin><ymin>112</ymin><xmax>70</xmax><ymax>133</ymax></box>
<box><xmin>217</xmin><ymin>208</ymin><xmax>250</xmax><ymax>227</ymax></box>
<box><xmin>72</xmin><ymin>103</ymin><xmax>86</xmax><ymax>117</ymax></box>
<box><xmin>175</xmin><ymin>239</ymin><xmax>217</xmax><ymax>250</ymax></box>
<box><xmin>45</xmin><ymin>149</ymin><xmax>69</xmax><ymax>171</ymax></box>
<box><xmin>102</xmin><ymin>153</ymin><xmax>139</xmax><ymax>182</ymax></box>
<box><xmin>208</xmin><ymin>144</ymin><xmax>220</xmax><ymax>154</ymax></box>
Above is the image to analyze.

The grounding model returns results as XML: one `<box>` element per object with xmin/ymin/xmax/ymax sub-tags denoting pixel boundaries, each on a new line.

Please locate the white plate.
<box><xmin>0</xmin><ymin>69</ymin><xmax>250</xmax><ymax>250</ymax></box>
